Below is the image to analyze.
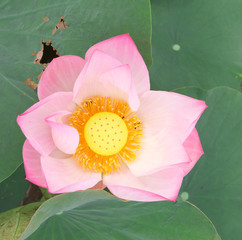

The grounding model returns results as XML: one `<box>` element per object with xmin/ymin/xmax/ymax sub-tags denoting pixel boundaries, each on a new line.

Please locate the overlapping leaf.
<box><xmin>176</xmin><ymin>87</ymin><xmax>242</xmax><ymax>240</ymax></box>
<box><xmin>18</xmin><ymin>190</ymin><xmax>220</xmax><ymax>240</ymax></box>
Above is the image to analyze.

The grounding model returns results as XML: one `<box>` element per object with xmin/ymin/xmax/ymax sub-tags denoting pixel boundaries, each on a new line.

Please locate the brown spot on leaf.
<box><xmin>24</xmin><ymin>77</ymin><xmax>38</xmax><ymax>90</ymax></box>
<box><xmin>43</xmin><ymin>16</ymin><xmax>50</xmax><ymax>22</ymax></box>
<box><xmin>37</xmin><ymin>69</ymin><xmax>45</xmax><ymax>81</ymax></box>
<box><xmin>52</xmin><ymin>16</ymin><xmax>69</xmax><ymax>35</ymax></box>
<box><xmin>20</xmin><ymin>183</ymin><xmax>43</xmax><ymax>206</ymax></box>
<box><xmin>33</xmin><ymin>39</ymin><xmax>59</xmax><ymax>65</ymax></box>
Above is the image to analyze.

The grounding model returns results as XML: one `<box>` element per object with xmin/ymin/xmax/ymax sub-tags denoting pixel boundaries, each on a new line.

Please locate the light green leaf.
<box><xmin>20</xmin><ymin>190</ymin><xmax>220</xmax><ymax>240</ymax></box>
<box><xmin>0</xmin><ymin>202</ymin><xmax>41</xmax><ymax>240</ymax></box>
<box><xmin>176</xmin><ymin>86</ymin><xmax>242</xmax><ymax>240</ymax></box>
<box><xmin>0</xmin><ymin>0</ymin><xmax>152</xmax><ymax>183</ymax></box>
<box><xmin>150</xmin><ymin>0</ymin><xmax>242</xmax><ymax>91</ymax></box>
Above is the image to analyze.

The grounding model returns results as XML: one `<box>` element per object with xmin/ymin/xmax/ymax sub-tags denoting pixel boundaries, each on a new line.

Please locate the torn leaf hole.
<box><xmin>52</xmin><ymin>16</ymin><xmax>69</xmax><ymax>35</ymax></box>
<box><xmin>33</xmin><ymin>40</ymin><xmax>59</xmax><ymax>65</ymax></box>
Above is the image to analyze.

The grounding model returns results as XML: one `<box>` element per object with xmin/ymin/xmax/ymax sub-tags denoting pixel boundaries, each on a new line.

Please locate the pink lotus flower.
<box><xmin>17</xmin><ymin>34</ymin><xmax>207</xmax><ymax>202</ymax></box>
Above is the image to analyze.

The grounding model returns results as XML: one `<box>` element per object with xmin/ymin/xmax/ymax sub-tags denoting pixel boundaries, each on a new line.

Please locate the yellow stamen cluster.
<box><xmin>69</xmin><ymin>96</ymin><xmax>143</xmax><ymax>175</ymax></box>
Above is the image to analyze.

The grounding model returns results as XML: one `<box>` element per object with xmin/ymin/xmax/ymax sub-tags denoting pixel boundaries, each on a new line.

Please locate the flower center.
<box><xmin>84</xmin><ymin>112</ymin><xmax>128</xmax><ymax>156</ymax></box>
<box><xmin>69</xmin><ymin>96</ymin><xmax>143</xmax><ymax>175</ymax></box>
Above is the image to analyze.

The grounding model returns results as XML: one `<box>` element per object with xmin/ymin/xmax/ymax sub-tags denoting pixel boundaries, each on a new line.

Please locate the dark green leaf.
<box><xmin>0</xmin><ymin>164</ymin><xmax>29</xmax><ymax>213</ymax></box>
<box><xmin>176</xmin><ymin>87</ymin><xmax>242</xmax><ymax>240</ymax></box>
<box><xmin>150</xmin><ymin>0</ymin><xmax>242</xmax><ymax>91</ymax></box>
<box><xmin>20</xmin><ymin>190</ymin><xmax>220</xmax><ymax>240</ymax></box>
<box><xmin>0</xmin><ymin>74</ymin><xmax>37</xmax><ymax>183</ymax></box>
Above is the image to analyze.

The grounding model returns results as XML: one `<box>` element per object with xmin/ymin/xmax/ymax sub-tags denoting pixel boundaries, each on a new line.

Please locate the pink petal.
<box><xmin>98</xmin><ymin>64</ymin><xmax>140</xmax><ymax>111</ymax></box>
<box><xmin>22</xmin><ymin>140</ymin><xmax>47</xmax><ymax>187</ymax></box>
<box><xmin>17</xmin><ymin>92</ymin><xmax>75</xmax><ymax>155</ymax></box>
<box><xmin>127</xmin><ymin>129</ymin><xmax>190</xmax><ymax>177</ymax></box>
<box><xmin>85</xmin><ymin>34</ymin><xmax>150</xmax><ymax>96</ymax></box>
<box><xmin>182</xmin><ymin>128</ymin><xmax>204</xmax><ymax>176</ymax></box>
<box><xmin>38</xmin><ymin>56</ymin><xmax>85</xmax><ymax>100</ymax></box>
<box><xmin>57</xmin><ymin>179</ymin><xmax>105</xmax><ymax>193</ymax></box>
<box><xmin>40</xmin><ymin>155</ymin><xmax>101</xmax><ymax>193</ymax></box>
<box><xmin>45</xmin><ymin>111</ymin><xmax>79</xmax><ymax>154</ymax></box>
<box><xmin>104</xmin><ymin>165</ymin><xmax>184</xmax><ymax>202</ymax></box>
<box><xmin>48</xmin><ymin>147</ymin><xmax>72</xmax><ymax>159</ymax></box>
<box><xmin>73</xmin><ymin>50</ymin><xmax>121</xmax><ymax>104</ymax></box>
<box><xmin>137</xmin><ymin>91</ymin><xmax>207</xmax><ymax>142</ymax></box>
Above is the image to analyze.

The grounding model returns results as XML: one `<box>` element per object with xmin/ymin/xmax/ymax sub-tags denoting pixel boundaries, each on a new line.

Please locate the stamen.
<box><xmin>69</xmin><ymin>96</ymin><xmax>143</xmax><ymax>175</ymax></box>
